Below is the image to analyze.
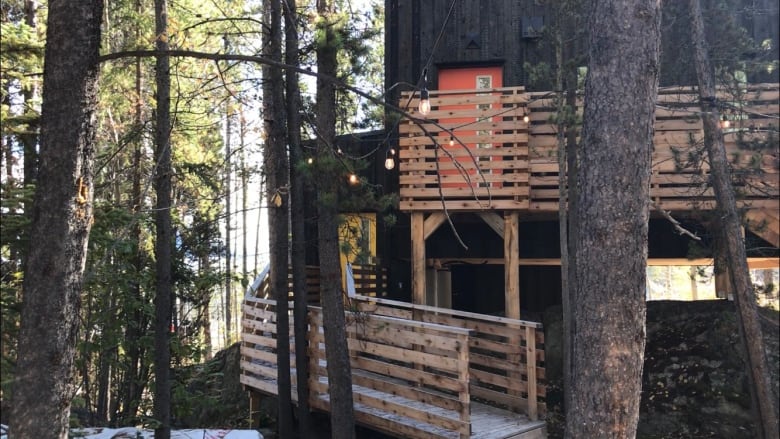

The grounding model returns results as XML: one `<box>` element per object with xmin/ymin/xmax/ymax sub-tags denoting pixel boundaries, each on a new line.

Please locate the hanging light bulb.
<box><xmin>449</xmin><ymin>137</ymin><xmax>454</xmax><ymax>146</ymax></box>
<box><xmin>307</xmin><ymin>157</ymin><xmax>314</xmax><ymax>165</ymax></box>
<box><xmin>721</xmin><ymin>118</ymin><xmax>731</xmax><ymax>129</ymax></box>
<box><xmin>348</xmin><ymin>173</ymin><xmax>359</xmax><ymax>184</ymax></box>
<box><xmin>418</xmin><ymin>88</ymin><xmax>431</xmax><ymax>116</ymax></box>
<box><xmin>390</xmin><ymin>148</ymin><xmax>396</xmax><ymax>156</ymax></box>
<box><xmin>384</xmin><ymin>156</ymin><xmax>395</xmax><ymax>170</ymax></box>
<box><xmin>523</xmin><ymin>114</ymin><xmax>530</xmax><ymax>123</ymax></box>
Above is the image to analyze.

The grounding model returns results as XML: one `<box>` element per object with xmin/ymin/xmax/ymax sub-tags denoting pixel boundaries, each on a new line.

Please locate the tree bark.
<box><xmin>9</xmin><ymin>0</ymin><xmax>103</xmax><ymax>437</ymax></box>
<box><xmin>565</xmin><ymin>1</ymin><xmax>660</xmax><ymax>437</ymax></box>
<box><xmin>688</xmin><ymin>1</ymin><xmax>780</xmax><ymax>437</ymax></box>
<box><xmin>316</xmin><ymin>1</ymin><xmax>356</xmax><ymax>437</ymax></box>
<box><xmin>153</xmin><ymin>0</ymin><xmax>173</xmax><ymax>436</ymax></box>
<box><xmin>263</xmin><ymin>0</ymin><xmax>293</xmax><ymax>437</ymax></box>
<box><xmin>284</xmin><ymin>0</ymin><xmax>313</xmax><ymax>436</ymax></box>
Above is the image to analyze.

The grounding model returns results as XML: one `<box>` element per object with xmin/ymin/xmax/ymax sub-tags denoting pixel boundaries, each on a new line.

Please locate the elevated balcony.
<box><xmin>398</xmin><ymin>84</ymin><xmax>779</xmax><ymax>218</ymax></box>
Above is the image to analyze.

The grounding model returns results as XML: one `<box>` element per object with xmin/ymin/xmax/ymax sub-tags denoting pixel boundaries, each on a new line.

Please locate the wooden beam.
<box><xmin>428</xmin><ymin>257</ymin><xmax>780</xmax><ymax>269</ymax></box>
<box><xmin>477</xmin><ymin>211</ymin><xmax>505</xmax><ymax>238</ymax></box>
<box><xmin>504</xmin><ymin>212</ymin><xmax>520</xmax><ymax>319</ymax></box>
<box><xmin>411</xmin><ymin>212</ymin><xmax>426</xmax><ymax>306</ymax></box>
<box><xmin>423</xmin><ymin>212</ymin><xmax>447</xmax><ymax>240</ymax></box>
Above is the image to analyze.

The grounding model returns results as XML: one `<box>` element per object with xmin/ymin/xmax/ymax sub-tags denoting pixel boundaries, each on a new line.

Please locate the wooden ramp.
<box><xmin>241</xmin><ymin>294</ymin><xmax>547</xmax><ymax>439</ymax></box>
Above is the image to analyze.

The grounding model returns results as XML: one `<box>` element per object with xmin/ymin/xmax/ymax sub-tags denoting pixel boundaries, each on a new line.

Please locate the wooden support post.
<box><xmin>457</xmin><ymin>331</ymin><xmax>472</xmax><ymax>439</ymax></box>
<box><xmin>525</xmin><ymin>326</ymin><xmax>538</xmax><ymax>421</ymax></box>
<box><xmin>248</xmin><ymin>389</ymin><xmax>262</xmax><ymax>428</ymax></box>
<box><xmin>504</xmin><ymin>212</ymin><xmax>520</xmax><ymax>319</ymax></box>
<box><xmin>412</xmin><ymin>212</ymin><xmax>426</xmax><ymax>307</ymax></box>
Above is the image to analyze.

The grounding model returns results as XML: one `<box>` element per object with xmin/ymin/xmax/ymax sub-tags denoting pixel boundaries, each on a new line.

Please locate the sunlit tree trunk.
<box><xmin>9</xmin><ymin>0</ymin><xmax>103</xmax><ymax>436</ymax></box>
<box><xmin>688</xmin><ymin>1</ymin><xmax>779</xmax><ymax>437</ymax></box>
<box><xmin>565</xmin><ymin>1</ymin><xmax>660</xmax><ymax>437</ymax></box>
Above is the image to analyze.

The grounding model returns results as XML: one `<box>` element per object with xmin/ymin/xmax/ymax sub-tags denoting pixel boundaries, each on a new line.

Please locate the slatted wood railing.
<box><xmin>399</xmin><ymin>87</ymin><xmax>530</xmax><ymax>211</ymax></box>
<box><xmin>308</xmin><ymin>306</ymin><xmax>473</xmax><ymax>439</ymax></box>
<box><xmin>351</xmin><ymin>295</ymin><xmax>546</xmax><ymax>421</ymax></box>
<box><xmin>399</xmin><ymin>84</ymin><xmax>779</xmax><ymax>213</ymax></box>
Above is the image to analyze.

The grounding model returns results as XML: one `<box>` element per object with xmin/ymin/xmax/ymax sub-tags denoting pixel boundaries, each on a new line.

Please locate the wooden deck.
<box><xmin>398</xmin><ymin>83</ymin><xmax>779</xmax><ymax>216</ymax></box>
<box><xmin>240</xmin><ymin>290</ymin><xmax>546</xmax><ymax>439</ymax></box>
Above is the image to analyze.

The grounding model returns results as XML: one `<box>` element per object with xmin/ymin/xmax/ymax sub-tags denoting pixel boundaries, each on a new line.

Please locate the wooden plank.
<box><xmin>351</xmin><ymin>390</ymin><xmax>466</xmax><ymax>433</ymax></box>
<box><xmin>240</xmin><ymin>346</ymin><xmax>278</xmax><ymax>364</ymax></box>
<box><xmin>505</xmin><ymin>212</ymin><xmax>520</xmax><ymax>319</ymax></box>
<box><xmin>477</xmin><ymin>212</ymin><xmax>505</xmax><ymax>238</ymax></box>
<box><xmin>412</xmin><ymin>212</ymin><xmax>425</xmax><ymax>306</ymax></box>
<box><xmin>351</xmin><ymin>371</ymin><xmax>465</xmax><ymax>412</ymax></box>
<box><xmin>424</xmin><ymin>212</ymin><xmax>448</xmax><ymax>240</ymax></box>
<box><xmin>351</xmin><ymin>355</ymin><xmax>465</xmax><ymax>393</ymax></box>
<box><xmin>400</xmin><ymin>199</ymin><xmax>530</xmax><ymax>211</ymax></box>
<box><xmin>525</xmin><ymin>326</ymin><xmax>538</xmax><ymax>421</ymax></box>
<box><xmin>240</xmin><ymin>374</ymin><xmax>279</xmax><ymax>396</ymax></box>
<box><xmin>346</xmin><ymin>338</ymin><xmax>463</xmax><ymax>373</ymax></box>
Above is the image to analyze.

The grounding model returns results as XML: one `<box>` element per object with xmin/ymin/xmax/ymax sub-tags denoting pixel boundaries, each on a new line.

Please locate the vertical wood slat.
<box><xmin>525</xmin><ymin>325</ymin><xmax>538</xmax><ymax>421</ymax></box>
<box><xmin>457</xmin><ymin>331</ymin><xmax>472</xmax><ymax>439</ymax></box>
<box><xmin>412</xmin><ymin>212</ymin><xmax>426</xmax><ymax>306</ymax></box>
<box><xmin>504</xmin><ymin>212</ymin><xmax>520</xmax><ymax>319</ymax></box>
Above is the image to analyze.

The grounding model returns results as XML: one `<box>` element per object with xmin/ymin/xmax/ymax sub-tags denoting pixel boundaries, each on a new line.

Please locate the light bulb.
<box><xmin>721</xmin><ymin>119</ymin><xmax>731</xmax><ymax>128</ymax></box>
<box><xmin>523</xmin><ymin>115</ymin><xmax>530</xmax><ymax>123</ymax></box>
<box><xmin>418</xmin><ymin>88</ymin><xmax>431</xmax><ymax>116</ymax></box>
<box><xmin>390</xmin><ymin>148</ymin><xmax>396</xmax><ymax>156</ymax></box>
<box><xmin>307</xmin><ymin>157</ymin><xmax>314</xmax><ymax>164</ymax></box>
<box><xmin>449</xmin><ymin>137</ymin><xmax>454</xmax><ymax>146</ymax></box>
<box><xmin>348</xmin><ymin>174</ymin><xmax>358</xmax><ymax>184</ymax></box>
<box><xmin>384</xmin><ymin>157</ymin><xmax>395</xmax><ymax>170</ymax></box>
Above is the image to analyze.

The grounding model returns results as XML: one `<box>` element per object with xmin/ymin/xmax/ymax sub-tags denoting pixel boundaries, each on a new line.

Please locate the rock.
<box><xmin>543</xmin><ymin>300</ymin><xmax>779</xmax><ymax>439</ymax></box>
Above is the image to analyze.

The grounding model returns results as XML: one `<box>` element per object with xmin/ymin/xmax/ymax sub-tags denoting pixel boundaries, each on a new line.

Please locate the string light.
<box><xmin>384</xmin><ymin>147</ymin><xmax>396</xmax><ymax>170</ymax></box>
<box><xmin>523</xmin><ymin>114</ymin><xmax>530</xmax><ymax>123</ymax></box>
<box><xmin>348</xmin><ymin>173</ymin><xmax>359</xmax><ymax>184</ymax></box>
<box><xmin>307</xmin><ymin>157</ymin><xmax>314</xmax><ymax>164</ymax></box>
<box><xmin>418</xmin><ymin>88</ymin><xmax>431</xmax><ymax>116</ymax></box>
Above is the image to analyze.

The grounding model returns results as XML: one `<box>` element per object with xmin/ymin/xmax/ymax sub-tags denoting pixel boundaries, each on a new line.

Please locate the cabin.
<box><xmin>240</xmin><ymin>1</ymin><xmax>779</xmax><ymax>437</ymax></box>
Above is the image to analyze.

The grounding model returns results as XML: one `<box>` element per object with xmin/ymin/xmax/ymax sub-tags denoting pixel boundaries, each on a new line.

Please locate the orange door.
<box><xmin>438</xmin><ymin>66</ymin><xmax>503</xmax><ymax>188</ymax></box>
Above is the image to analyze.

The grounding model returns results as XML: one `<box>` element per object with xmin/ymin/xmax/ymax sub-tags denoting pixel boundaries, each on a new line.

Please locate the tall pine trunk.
<box><xmin>284</xmin><ymin>0</ymin><xmax>313</xmax><ymax>435</ymax></box>
<box><xmin>688</xmin><ymin>1</ymin><xmax>779</xmax><ymax>437</ymax></box>
<box><xmin>262</xmin><ymin>0</ymin><xmax>293</xmax><ymax>436</ymax></box>
<box><xmin>316</xmin><ymin>1</ymin><xmax>355</xmax><ymax>437</ymax></box>
<box><xmin>153</xmin><ymin>0</ymin><xmax>173</xmax><ymax>436</ymax></box>
<box><xmin>9</xmin><ymin>0</ymin><xmax>103</xmax><ymax>436</ymax></box>
<box><xmin>565</xmin><ymin>1</ymin><xmax>660</xmax><ymax>437</ymax></box>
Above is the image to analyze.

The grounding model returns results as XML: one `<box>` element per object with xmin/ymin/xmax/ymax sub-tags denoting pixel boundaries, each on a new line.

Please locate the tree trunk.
<box><xmin>262</xmin><ymin>0</ymin><xmax>293</xmax><ymax>436</ymax></box>
<box><xmin>224</xmin><ymin>95</ymin><xmax>233</xmax><ymax>345</ymax></box>
<box><xmin>284</xmin><ymin>0</ymin><xmax>313</xmax><ymax>435</ymax></box>
<box><xmin>565</xmin><ymin>1</ymin><xmax>660</xmax><ymax>437</ymax></box>
<box><xmin>9</xmin><ymin>0</ymin><xmax>103</xmax><ymax>437</ymax></box>
<box><xmin>153</xmin><ymin>0</ymin><xmax>173</xmax><ymax>436</ymax></box>
<box><xmin>688</xmin><ymin>1</ymin><xmax>779</xmax><ymax>437</ymax></box>
<box><xmin>316</xmin><ymin>1</ymin><xmax>356</xmax><ymax>437</ymax></box>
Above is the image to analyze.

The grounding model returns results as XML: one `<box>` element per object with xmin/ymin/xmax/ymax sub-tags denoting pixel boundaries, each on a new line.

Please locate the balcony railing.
<box><xmin>399</xmin><ymin>84</ymin><xmax>779</xmax><ymax>213</ymax></box>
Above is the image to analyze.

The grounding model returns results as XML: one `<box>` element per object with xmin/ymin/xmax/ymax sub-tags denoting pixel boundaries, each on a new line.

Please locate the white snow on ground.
<box><xmin>0</xmin><ymin>425</ymin><xmax>262</xmax><ymax>439</ymax></box>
